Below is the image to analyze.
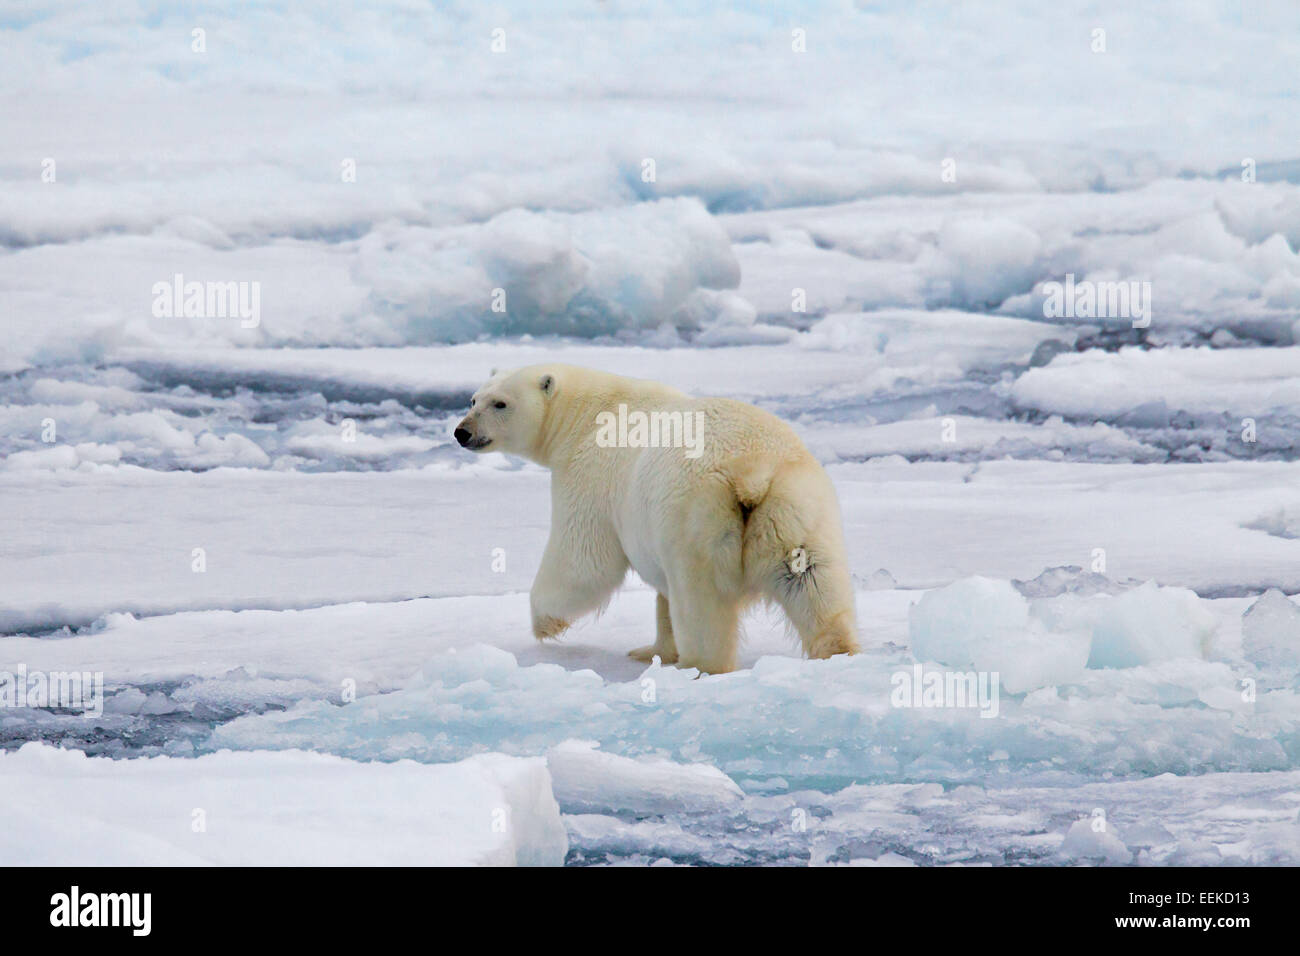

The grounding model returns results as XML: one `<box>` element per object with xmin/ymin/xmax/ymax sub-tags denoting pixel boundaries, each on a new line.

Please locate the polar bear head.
<box><xmin>454</xmin><ymin>366</ymin><xmax>556</xmax><ymax>458</ymax></box>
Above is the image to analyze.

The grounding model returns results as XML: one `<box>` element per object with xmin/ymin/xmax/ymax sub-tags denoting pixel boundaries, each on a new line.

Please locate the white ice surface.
<box><xmin>5</xmin><ymin>3</ymin><xmax>1300</xmax><ymax>369</ymax></box>
<box><xmin>1012</xmin><ymin>347</ymin><xmax>1300</xmax><ymax>419</ymax></box>
<box><xmin>5</xmin><ymin>457</ymin><xmax>1299</xmax><ymax>633</ymax></box>
<box><xmin>0</xmin><ymin>743</ymin><xmax>566</xmax><ymax>866</ymax></box>
<box><xmin>104</xmin><ymin>307</ymin><xmax>1067</xmax><ymax>408</ymax></box>
<box><xmin>4</xmin><ymin>459</ymin><xmax>1299</xmax><ymax>864</ymax></box>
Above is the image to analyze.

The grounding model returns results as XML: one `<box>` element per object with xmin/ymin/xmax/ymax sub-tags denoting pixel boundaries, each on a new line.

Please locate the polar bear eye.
<box><xmin>493</xmin><ymin>400</ymin><xmax>508</xmax><ymax>410</ymax></box>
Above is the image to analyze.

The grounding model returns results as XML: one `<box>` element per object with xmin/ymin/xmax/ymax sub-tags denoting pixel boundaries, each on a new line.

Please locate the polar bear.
<box><xmin>454</xmin><ymin>364</ymin><xmax>858</xmax><ymax>674</ymax></box>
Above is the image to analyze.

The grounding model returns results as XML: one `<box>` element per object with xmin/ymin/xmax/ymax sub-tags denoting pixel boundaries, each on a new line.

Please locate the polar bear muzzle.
<box><xmin>453</xmin><ymin>421</ymin><xmax>491</xmax><ymax>450</ymax></box>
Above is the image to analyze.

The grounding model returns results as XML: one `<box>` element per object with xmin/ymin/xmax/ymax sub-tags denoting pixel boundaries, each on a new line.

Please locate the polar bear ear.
<box><xmin>539</xmin><ymin>373</ymin><xmax>555</xmax><ymax>396</ymax></box>
<box><xmin>489</xmin><ymin>367</ymin><xmax>499</xmax><ymax>377</ymax></box>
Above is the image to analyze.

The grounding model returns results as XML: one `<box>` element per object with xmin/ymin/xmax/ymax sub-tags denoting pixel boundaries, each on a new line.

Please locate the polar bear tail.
<box><xmin>735</xmin><ymin>459</ymin><xmax>859</xmax><ymax>660</ymax></box>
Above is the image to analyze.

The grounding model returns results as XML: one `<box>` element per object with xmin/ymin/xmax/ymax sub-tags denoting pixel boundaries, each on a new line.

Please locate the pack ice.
<box><xmin>4</xmin><ymin>0</ymin><xmax>1300</xmax><ymax>866</ymax></box>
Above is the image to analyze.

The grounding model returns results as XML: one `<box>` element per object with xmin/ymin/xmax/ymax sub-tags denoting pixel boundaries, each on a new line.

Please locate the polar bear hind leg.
<box><xmin>741</xmin><ymin>461</ymin><xmax>859</xmax><ymax>660</ymax></box>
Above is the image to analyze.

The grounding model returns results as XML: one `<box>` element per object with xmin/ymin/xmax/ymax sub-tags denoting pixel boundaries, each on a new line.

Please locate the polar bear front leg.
<box><xmin>529</xmin><ymin>522</ymin><xmax>628</xmax><ymax>641</ymax></box>
<box><xmin>629</xmin><ymin>594</ymin><xmax>679</xmax><ymax>664</ymax></box>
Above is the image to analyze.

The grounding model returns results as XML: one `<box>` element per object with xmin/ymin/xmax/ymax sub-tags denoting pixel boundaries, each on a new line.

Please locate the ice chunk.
<box><xmin>1242</xmin><ymin>589</ymin><xmax>1300</xmax><ymax>667</ymax></box>
<box><xmin>863</xmin><ymin>568</ymin><xmax>898</xmax><ymax>590</ymax></box>
<box><xmin>1245</xmin><ymin>508</ymin><xmax>1300</xmax><ymax>540</ymax></box>
<box><xmin>359</xmin><ymin>198</ymin><xmax>742</xmax><ymax>341</ymax></box>
<box><xmin>908</xmin><ymin>577</ymin><xmax>1090</xmax><ymax>693</ymax></box>
<box><xmin>203</xmin><ymin>635</ymin><xmax>1300</xmax><ymax>792</ymax></box>
<box><xmin>1086</xmin><ymin>582</ymin><xmax>1217</xmax><ymax>669</ymax></box>
<box><xmin>847</xmin><ymin>852</ymin><xmax>918</xmax><ymax>867</ymax></box>
<box><xmin>986</xmin><ymin>623</ymin><xmax>1092</xmax><ymax>695</ymax></box>
<box><xmin>563</xmin><ymin>814</ymin><xmax>731</xmax><ymax>864</ymax></box>
<box><xmin>546</xmin><ymin>740</ymin><xmax>743</xmax><ymax>814</ymax></box>
<box><xmin>909</xmin><ymin>576</ymin><xmax>1030</xmax><ymax>666</ymax></box>
<box><xmin>1012</xmin><ymin>347</ymin><xmax>1300</xmax><ymax>420</ymax></box>
<box><xmin>1058</xmin><ymin>817</ymin><xmax>1132</xmax><ymax>864</ymax></box>
<box><xmin>1</xmin><ymin>444</ymin><xmax>116</xmax><ymax>472</ymax></box>
<box><xmin>910</xmin><ymin>576</ymin><xmax>1218</xmax><ymax>688</ymax></box>
<box><xmin>931</xmin><ymin>218</ymin><xmax>1043</xmax><ymax>309</ymax></box>
<box><xmin>1013</xmin><ymin>565</ymin><xmax>1135</xmax><ymax>598</ymax></box>
<box><xmin>0</xmin><ymin>743</ymin><xmax>566</xmax><ymax>866</ymax></box>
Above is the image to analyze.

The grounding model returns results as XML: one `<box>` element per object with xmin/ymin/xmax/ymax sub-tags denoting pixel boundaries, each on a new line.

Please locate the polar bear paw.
<box><xmin>628</xmin><ymin>644</ymin><xmax>678</xmax><ymax>664</ymax></box>
<box><xmin>805</xmin><ymin>616</ymin><xmax>859</xmax><ymax>659</ymax></box>
<box><xmin>532</xmin><ymin>615</ymin><xmax>571</xmax><ymax>641</ymax></box>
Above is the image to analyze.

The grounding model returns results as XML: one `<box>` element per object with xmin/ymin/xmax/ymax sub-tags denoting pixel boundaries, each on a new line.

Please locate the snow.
<box><xmin>4</xmin><ymin>0</ymin><xmax>1300</xmax><ymax>866</ymax></box>
<box><xmin>0</xmin><ymin>743</ymin><xmax>566</xmax><ymax>866</ymax></box>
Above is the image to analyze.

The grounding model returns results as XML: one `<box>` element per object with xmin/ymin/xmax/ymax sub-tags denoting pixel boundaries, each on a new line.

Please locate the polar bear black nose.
<box><xmin>454</xmin><ymin>427</ymin><xmax>472</xmax><ymax>447</ymax></box>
